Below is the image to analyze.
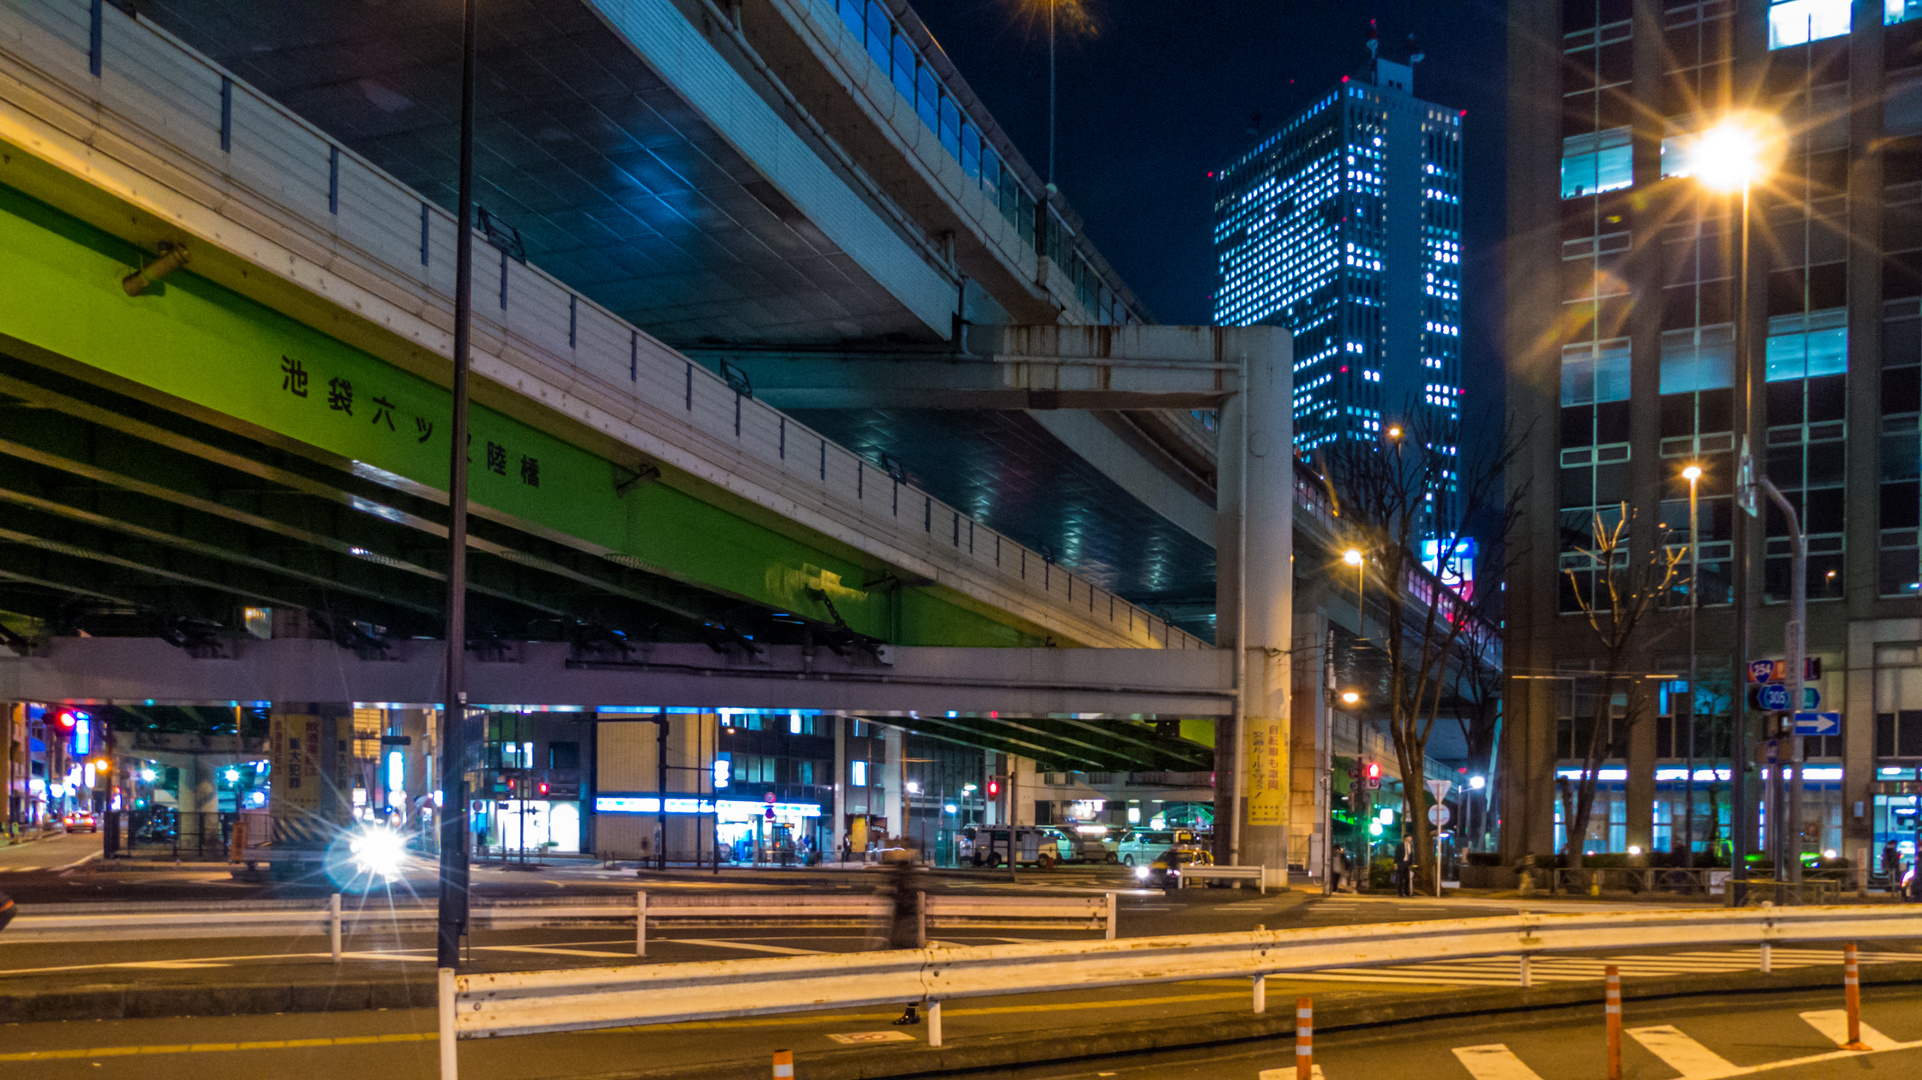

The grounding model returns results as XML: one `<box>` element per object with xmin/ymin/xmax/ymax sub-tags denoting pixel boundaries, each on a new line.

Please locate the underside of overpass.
<box><xmin>126</xmin><ymin>0</ymin><xmax>1225</xmax><ymax>636</ymax></box>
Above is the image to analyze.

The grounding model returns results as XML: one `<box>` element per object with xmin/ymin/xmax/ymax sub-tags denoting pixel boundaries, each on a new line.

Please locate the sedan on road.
<box><xmin>62</xmin><ymin>812</ymin><xmax>98</xmax><ymax>833</ymax></box>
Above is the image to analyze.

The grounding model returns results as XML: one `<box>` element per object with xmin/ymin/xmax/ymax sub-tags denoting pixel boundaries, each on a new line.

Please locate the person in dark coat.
<box><xmin>1395</xmin><ymin>837</ymin><xmax>1415</xmax><ymax>897</ymax></box>
<box><xmin>885</xmin><ymin>859</ymin><xmax>926</xmax><ymax>1024</ymax></box>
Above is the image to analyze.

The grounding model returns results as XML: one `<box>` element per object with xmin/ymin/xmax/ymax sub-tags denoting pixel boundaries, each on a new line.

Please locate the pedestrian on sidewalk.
<box><xmin>1395</xmin><ymin>836</ymin><xmax>1415</xmax><ymax>897</ymax></box>
<box><xmin>1329</xmin><ymin>846</ymin><xmax>1348</xmax><ymax>893</ymax></box>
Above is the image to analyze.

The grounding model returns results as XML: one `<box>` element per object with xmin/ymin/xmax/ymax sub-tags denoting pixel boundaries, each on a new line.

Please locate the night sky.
<box><xmin>911</xmin><ymin>0</ymin><xmax>1512</xmax><ymax>414</ymax></box>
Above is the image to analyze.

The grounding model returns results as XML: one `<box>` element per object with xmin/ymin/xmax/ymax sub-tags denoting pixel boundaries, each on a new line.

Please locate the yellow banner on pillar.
<box><xmin>1246</xmin><ymin>717</ymin><xmax>1287</xmax><ymax>825</ymax></box>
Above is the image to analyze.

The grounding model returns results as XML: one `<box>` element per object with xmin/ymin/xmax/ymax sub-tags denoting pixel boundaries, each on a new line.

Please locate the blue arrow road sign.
<box><xmin>1757</xmin><ymin>683</ymin><xmax>1792</xmax><ymax>711</ymax></box>
<box><xmin>1793</xmin><ymin>712</ymin><xmax>1840</xmax><ymax>736</ymax></box>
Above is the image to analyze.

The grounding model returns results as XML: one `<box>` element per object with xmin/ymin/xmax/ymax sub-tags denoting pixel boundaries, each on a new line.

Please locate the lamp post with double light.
<box><xmin>1688</xmin><ymin>113</ymin><xmax>1780</xmax><ymax>899</ymax></box>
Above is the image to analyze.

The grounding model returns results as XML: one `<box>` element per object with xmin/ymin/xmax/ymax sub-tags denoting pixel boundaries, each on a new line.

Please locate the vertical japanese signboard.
<box><xmin>1246</xmin><ymin>718</ymin><xmax>1287</xmax><ymax>825</ymax></box>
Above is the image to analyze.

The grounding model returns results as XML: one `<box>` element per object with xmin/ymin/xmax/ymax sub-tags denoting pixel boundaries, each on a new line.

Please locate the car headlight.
<box><xmin>1134</xmin><ymin>865</ymin><xmax>1150</xmax><ymax>881</ymax></box>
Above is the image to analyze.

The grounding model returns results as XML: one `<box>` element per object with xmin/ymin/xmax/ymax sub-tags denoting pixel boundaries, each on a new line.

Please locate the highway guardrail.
<box><xmin>0</xmin><ymin>890</ymin><xmax>1116</xmax><ymax>961</ymax></box>
<box><xmin>435</xmin><ymin>905</ymin><xmax>1922</xmax><ymax>1078</ymax></box>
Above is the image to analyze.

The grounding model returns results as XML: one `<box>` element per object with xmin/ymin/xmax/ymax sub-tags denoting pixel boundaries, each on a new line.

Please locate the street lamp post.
<box><xmin>436</xmin><ymin>0</ymin><xmax>479</xmax><ymax>973</ymax></box>
<box><xmin>1683</xmin><ymin>463</ymin><xmax>1702</xmax><ymax>862</ymax></box>
<box><xmin>1689</xmin><ymin>113</ymin><xmax>1779</xmax><ymax>902</ymax></box>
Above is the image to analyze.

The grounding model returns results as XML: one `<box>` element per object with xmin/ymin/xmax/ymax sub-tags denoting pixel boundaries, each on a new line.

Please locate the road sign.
<box><xmin>1757</xmin><ymin>683</ymin><xmax>1791</xmax><ymax>711</ymax></box>
<box><xmin>1793</xmin><ymin>711</ymin><xmax>1841</xmax><ymax>736</ymax></box>
<box><xmin>1748</xmin><ymin>658</ymin><xmax>1822</xmax><ymax>683</ymax></box>
<box><xmin>1428</xmin><ymin>805</ymin><xmax>1451</xmax><ymax>827</ymax></box>
<box><xmin>1766</xmin><ymin>739</ymin><xmax>1779</xmax><ymax>764</ymax></box>
<box><xmin>1802</xmin><ymin>686</ymin><xmax>1821</xmax><ymax>709</ymax></box>
<box><xmin>764</xmin><ymin>806</ymin><xmax>776</xmax><ymax>821</ymax></box>
<box><xmin>1425</xmin><ymin>779</ymin><xmax>1453</xmax><ymax>802</ymax></box>
<box><xmin>764</xmin><ymin>791</ymin><xmax>777</xmax><ymax>804</ymax></box>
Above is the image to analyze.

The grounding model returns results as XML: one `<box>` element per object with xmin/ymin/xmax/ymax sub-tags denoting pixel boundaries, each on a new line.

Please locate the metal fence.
<box><xmin>436</xmin><ymin>904</ymin><xmax>1922</xmax><ymax>1077</ymax></box>
<box><xmin>102</xmin><ymin>809</ymin><xmax>236</xmax><ymax>861</ymax></box>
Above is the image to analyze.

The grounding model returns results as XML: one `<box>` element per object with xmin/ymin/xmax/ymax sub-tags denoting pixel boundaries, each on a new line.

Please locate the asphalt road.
<box><xmin>1004</xmin><ymin>985</ymin><xmax>1922</xmax><ymax>1079</ymax></box>
<box><xmin>3</xmin><ymin>974</ymin><xmax>1917</xmax><ymax>1078</ymax></box>
<box><xmin>0</xmin><ymin>830</ymin><xmax>99</xmax><ymax>873</ymax></box>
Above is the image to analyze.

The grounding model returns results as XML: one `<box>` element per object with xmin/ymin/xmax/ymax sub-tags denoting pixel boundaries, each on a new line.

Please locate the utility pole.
<box><xmin>435</xmin><ymin>0</ymin><xmax>478</xmax><ymax>973</ymax></box>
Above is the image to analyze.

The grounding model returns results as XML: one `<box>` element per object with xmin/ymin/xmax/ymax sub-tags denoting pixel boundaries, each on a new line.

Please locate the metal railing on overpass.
<box><xmin>434</xmin><ymin>905</ymin><xmax>1922</xmax><ymax>1076</ymax></box>
<box><xmin>0</xmin><ymin>0</ymin><xmax>1204</xmax><ymax>652</ymax></box>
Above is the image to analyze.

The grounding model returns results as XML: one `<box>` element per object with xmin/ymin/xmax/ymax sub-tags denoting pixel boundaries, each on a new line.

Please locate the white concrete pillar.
<box><xmin>882</xmin><ymin>725</ymin><xmax>905</xmax><ymax>842</ymax></box>
<box><xmin>832</xmin><ymin>713</ymin><xmax>848</xmax><ymax>858</ymax></box>
<box><xmin>1214</xmin><ymin>327</ymin><xmax>1295</xmax><ymax>870</ymax></box>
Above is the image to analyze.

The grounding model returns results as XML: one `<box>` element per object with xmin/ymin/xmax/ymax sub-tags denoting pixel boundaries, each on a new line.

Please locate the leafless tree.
<box><xmin>1558</xmin><ymin>504</ymin><xmax>1684</xmax><ymax>869</ymax></box>
<box><xmin>1322</xmin><ymin>411</ymin><xmax>1523</xmax><ymax>892</ymax></box>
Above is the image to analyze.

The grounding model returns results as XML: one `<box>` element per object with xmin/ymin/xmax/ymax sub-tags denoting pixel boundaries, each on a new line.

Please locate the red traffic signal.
<box><xmin>537</xmin><ymin>781</ymin><xmax>549</xmax><ymax>797</ymax></box>
<box><xmin>986</xmin><ymin>776</ymin><xmax>1002</xmax><ymax>798</ymax></box>
<box><xmin>56</xmin><ymin>711</ymin><xmax>76</xmax><ymax>730</ymax></box>
<box><xmin>1364</xmin><ymin>761</ymin><xmax>1382</xmax><ymax>780</ymax></box>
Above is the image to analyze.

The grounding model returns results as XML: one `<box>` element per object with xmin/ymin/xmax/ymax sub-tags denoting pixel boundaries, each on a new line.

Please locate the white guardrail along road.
<box><xmin>436</xmin><ymin>906</ymin><xmax>1922</xmax><ymax>1077</ymax></box>
<box><xmin>0</xmin><ymin>891</ymin><xmax>1117</xmax><ymax>959</ymax></box>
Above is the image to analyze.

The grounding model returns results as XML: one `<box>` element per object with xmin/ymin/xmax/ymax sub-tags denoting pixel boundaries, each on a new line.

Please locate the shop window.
<box><xmin>851</xmin><ymin>760</ymin><xmax>868</xmax><ymax>787</ymax></box>
<box><xmin>1768</xmin><ymin>0</ymin><xmax>1852</xmax><ymax>50</ymax></box>
<box><xmin>1562</xmin><ymin>127</ymin><xmax>1633</xmax><ymax>199</ymax></box>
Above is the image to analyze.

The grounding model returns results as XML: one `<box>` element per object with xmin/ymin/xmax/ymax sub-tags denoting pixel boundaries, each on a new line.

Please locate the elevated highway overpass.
<box><xmin>0</xmin><ymin>0</ymin><xmax>1493</xmax><ymax>870</ymax></box>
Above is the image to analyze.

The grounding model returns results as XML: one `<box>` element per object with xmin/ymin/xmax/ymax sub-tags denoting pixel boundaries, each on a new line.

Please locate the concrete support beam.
<box><xmin>1213</xmin><ymin>327</ymin><xmax>1294</xmax><ymax>871</ymax></box>
<box><xmin>1</xmin><ymin>638</ymin><xmax>1234</xmax><ymax>719</ymax></box>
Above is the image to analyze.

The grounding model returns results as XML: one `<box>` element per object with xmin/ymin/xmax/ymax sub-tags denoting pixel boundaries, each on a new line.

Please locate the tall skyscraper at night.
<box><xmin>1213</xmin><ymin>52</ymin><xmax>1464</xmax><ymax>454</ymax></box>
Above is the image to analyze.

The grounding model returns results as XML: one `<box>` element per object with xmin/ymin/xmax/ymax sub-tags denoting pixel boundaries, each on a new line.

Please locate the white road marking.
<box><xmin>1799</xmin><ymin>1009</ymin><xmax>1900</xmax><ymax>1052</ymax></box>
<box><xmin>1258</xmin><ymin>1066</ymin><xmax>1325</xmax><ymax>1078</ymax></box>
<box><xmin>671</xmin><ymin>938</ymin><xmax>823</xmax><ymax>955</ymax></box>
<box><xmin>1629</xmin><ymin>1025</ymin><xmax>1738</xmax><ymax>1077</ymax></box>
<box><xmin>1451</xmin><ymin>1044</ymin><xmax>1547</xmax><ymax>1080</ymax></box>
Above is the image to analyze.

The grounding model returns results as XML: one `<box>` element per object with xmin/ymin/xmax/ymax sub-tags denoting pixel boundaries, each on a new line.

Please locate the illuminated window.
<box><xmin>1768</xmin><ymin>0</ymin><xmax>1851</xmax><ymax>49</ymax></box>
<box><xmin>1561</xmin><ymin>127</ymin><xmax>1632</xmax><ymax>199</ymax></box>
<box><xmin>1660</xmin><ymin>325</ymin><xmax>1736</xmax><ymax>393</ymax></box>
<box><xmin>1765</xmin><ymin>309</ymin><xmax>1849</xmax><ymax>381</ymax></box>
<box><xmin>1562</xmin><ymin>338</ymin><xmax>1632</xmax><ymax>406</ymax></box>
<box><xmin>1892</xmin><ymin>0</ymin><xmax>1922</xmax><ymax>26</ymax></box>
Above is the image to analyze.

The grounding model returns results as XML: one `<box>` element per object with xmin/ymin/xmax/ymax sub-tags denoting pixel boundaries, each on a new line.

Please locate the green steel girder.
<box><xmin>0</xmin><ymin>364</ymin><xmax>738</xmax><ymax>633</ymax></box>
<box><xmin>0</xmin><ymin>180</ymin><xmax>1042</xmax><ymax>649</ymax></box>
<box><xmin>0</xmin><ymin>362</ymin><xmax>816</xmax><ymax>642</ymax></box>
<box><xmin>886</xmin><ymin>713</ymin><xmax>1211</xmax><ymax>773</ymax></box>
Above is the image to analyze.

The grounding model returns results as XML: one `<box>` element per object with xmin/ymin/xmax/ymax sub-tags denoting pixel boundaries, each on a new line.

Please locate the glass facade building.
<box><xmin>1213</xmin><ymin>58</ymin><xmax>1464</xmax><ymax>455</ymax></box>
<box><xmin>1503</xmin><ymin>0</ymin><xmax>1922</xmax><ymax>879</ymax></box>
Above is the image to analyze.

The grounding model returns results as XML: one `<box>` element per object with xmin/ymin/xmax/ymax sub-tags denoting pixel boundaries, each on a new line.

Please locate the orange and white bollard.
<box><xmin>1842</xmin><ymin>943</ymin><xmax>1870</xmax><ymax>1051</ymax></box>
<box><xmin>1296</xmin><ymin>997</ymin><xmax>1313</xmax><ymax>1080</ymax></box>
<box><xmin>772</xmin><ymin>1049</ymin><xmax>794</xmax><ymax>1079</ymax></box>
<box><xmin>1604</xmin><ymin>965</ymin><xmax>1622</xmax><ymax>1080</ymax></box>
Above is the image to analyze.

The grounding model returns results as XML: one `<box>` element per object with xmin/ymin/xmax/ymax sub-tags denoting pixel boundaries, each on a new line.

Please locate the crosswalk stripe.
<box><xmin>1629</xmin><ymin>1025</ymin><xmax>1738</xmax><ymax>1077</ymax></box>
<box><xmin>1452</xmin><ymin>1044</ymin><xmax>1546</xmax><ymax>1080</ymax></box>
<box><xmin>1799</xmin><ymin>1009</ymin><xmax>1900</xmax><ymax>1052</ymax></box>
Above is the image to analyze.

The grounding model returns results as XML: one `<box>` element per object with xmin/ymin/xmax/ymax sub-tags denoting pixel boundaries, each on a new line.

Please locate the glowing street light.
<box><xmin>1340</xmin><ymin>690</ymin><xmax>1361</xmax><ymax>706</ymax></box>
<box><xmin>1342</xmin><ymin>548</ymin><xmax>1363</xmax><ymax>567</ymax></box>
<box><xmin>1687</xmin><ymin>113</ymin><xmax>1783</xmax><ymax>195</ymax></box>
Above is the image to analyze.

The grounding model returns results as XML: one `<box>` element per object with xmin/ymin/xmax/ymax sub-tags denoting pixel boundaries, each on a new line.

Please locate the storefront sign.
<box><xmin>595</xmin><ymin>795</ymin><xmax>822</xmax><ymax>817</ymax></box>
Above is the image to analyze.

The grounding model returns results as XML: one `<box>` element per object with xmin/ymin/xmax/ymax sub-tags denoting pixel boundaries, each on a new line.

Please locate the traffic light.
<box><xmin>537</xmin><ymin>780</ymin><xmax>549</xmax><ymax>797</ymax></box>
<box><xmin>986</xmin><ymin>776</ymin><xmax>1002</xmax><ymax>799</ymax></box>
<box><xmin>1363</xmin><ymin>761</ymin><xmax>1382</xmax><ymax>790</ymax></box>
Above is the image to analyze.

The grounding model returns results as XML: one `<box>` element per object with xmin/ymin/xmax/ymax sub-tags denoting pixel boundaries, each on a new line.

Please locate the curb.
<box><xmin>0</xmin><ymin>974</ymin><xmax>438</xmax><ymax>1025</ymax></box>
<box><xmin>563</xmin><ymin>961</ymin><xmax>1922</xmax><ymax>1080</ymax></box>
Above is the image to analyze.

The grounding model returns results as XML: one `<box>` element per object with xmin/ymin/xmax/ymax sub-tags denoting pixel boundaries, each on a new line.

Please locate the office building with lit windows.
<box><xmin>1212</xmin><ymin>54</ymin><xmax>1464</xmax><ymax>454</ymax></box>
<box><xmin>1502</xmin><ymin>0</ymin><xmax>1922</xmax><ymax>879</ymax></box>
